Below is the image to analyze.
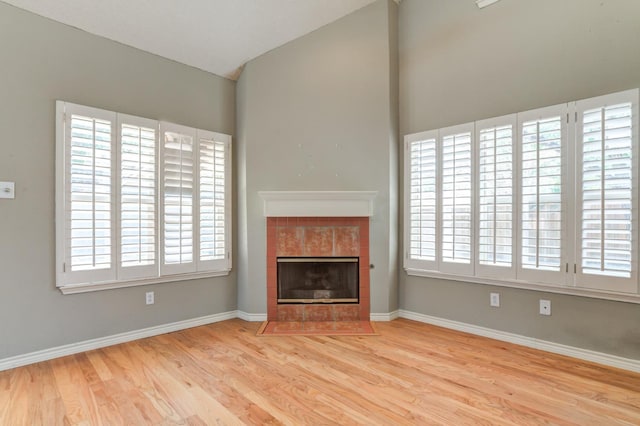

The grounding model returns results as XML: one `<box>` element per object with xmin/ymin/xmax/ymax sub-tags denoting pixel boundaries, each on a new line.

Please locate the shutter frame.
<box><xmin>117</xmin><ymin>114</ymin><xmax>159</xmax><ymax>281</ymax></box>
<box><xmin>574</xmin><ymin>89</ymin><xmax>639</xmax><ymax>294</ymax></box>
<box><xmin>475</xmin><ymin>114</ymin><xmax>517</xmax><ymax>279</ymax></box>
<box><xmin>404</xmin><ymin>130</ymin><xmax>439</xmax><ymax>272</ymax></box>
<box><xmin>56</xmin><ymin>101</ymin><xmax>117</xmax><ymax>286</ymax></box>
<box><xmin>439</xmin><ymin>122</ymin><xmax>475</xmax><ymax>276</ymax></box>
<box><xmin>516</xmin><ymin>103</ymin><xmax>568</xmax><ymax>285</ymax></box>
<box><xmin>197</xmin><ymin>129</ymin><xmax>232</xmax><ymax>272</ymax></box>
<box><xmin>160</xmin><ymin>122</ymin><xmax>197</xmax><ymax>275</ymax></box>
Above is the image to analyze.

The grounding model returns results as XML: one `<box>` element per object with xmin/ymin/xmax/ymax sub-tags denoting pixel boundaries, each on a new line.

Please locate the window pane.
<box><xmin>409</xmin><ymin>138</ymin><xmax>437</xmax><ymax>261</ymax></box>
<box><xmin>164</xmin><ymin>131</ymin><xmax>194</xmax><ymax>265</ymax></box>
<box><xmin>581</xmin><ymin>103</ymin><xmax>633</xmax><ymax>278</ymax></box>
<box><xmin>199</xmin><ymin>137</ymin><xmax>226</xmax><ymax>261</ymax></box>
<box><xmin>521</xmin><ymin>116</ymin><xmax>562</xmax><ymax>271</ymax></box>
<box><xmin>121</xmin><ymin>123</ymin><xmax>156</xmax><ymax>268</ymax></box>
<box><xmin>69</xmin><ymin>114</ymin><xmax>112</xmax><ymax>271</ymax></box>
<box><xmin>442</xmin><ymin>131</ymin><xmax>472</xmax><ymax>264</ymax></box>
<box><xmin>478</xmin><ymin>124</ymin><xmax>513</xmax><ymax>267</ymax></box>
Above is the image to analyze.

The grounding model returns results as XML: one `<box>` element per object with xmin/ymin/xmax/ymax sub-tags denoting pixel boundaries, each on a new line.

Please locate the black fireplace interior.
<box><xmin>277</xmin><ymin>257</ymin><xmax>359</xmax><ymax>303</ymax></box>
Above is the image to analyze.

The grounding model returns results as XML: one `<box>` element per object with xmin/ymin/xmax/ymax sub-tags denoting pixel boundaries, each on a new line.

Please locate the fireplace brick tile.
<box><xmin>303</xmin><ymin>227</ymin><xmax>333</xmax><ymax>257</ymax></box>
<box><xmin>267</xmin><ymin>305</ymin><xmax>278</xmax><ymax>320</ymax></box>
<box><xmin>276</xmin><ymin>227</ymin><xmax>304</xmax><ymax>256</ymax></box>
<box><xmin>333</xmin><ymin>305</ymin><xmax>360</xmax><ymax>321</ymax></box>
<box><xmin>304</xmin><ymin>305</ymin><xmax>333</xmax><ymax>322</ymax></box>
<box><xmin>334</xmin><ymin>226</ymin><xmax>360</xmax><ymax>257</ymax></box>
<box><xmin>271</xmin><ymin>321</ymin><xmax>303</xmax><ymax>332</ymax></box>
<box><xmin>303</xmin><ymin>321</ymin><xmax>335</xmax><ymax>332</ymax></box>
<box><xmin>277</xmin><ymin>305</ymin><xmax>304</xmax><ymax>322</ymax></box>
<box><xmin>267</xmin><ymin>270</ymin><xmax>277</xmax><ymax>289</ymax></box>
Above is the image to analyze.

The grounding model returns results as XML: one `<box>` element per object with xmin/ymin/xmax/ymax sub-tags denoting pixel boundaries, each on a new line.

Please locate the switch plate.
<box><xmin>146</xmin><ymin>291</ymin><xmax>154</xmax><ymax>305</ymax></box>
<box><xmin>0</xmin><ymin>182</ymin><xmax>15</xmax><ymax>199</ymax></box>
<box><xmin>539</xmin><ymin>299</ymin><xmax>551</xmax><ymax>316</ymax></box>
<box><xmin>490</xmin><ymin>292</ymin><xmax>500</xmax><ymax>307</ymax></box>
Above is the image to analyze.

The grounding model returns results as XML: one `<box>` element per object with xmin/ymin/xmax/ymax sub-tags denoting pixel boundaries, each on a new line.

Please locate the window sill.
<box><xmin>58</xmin><ymin>269</ymin><xmax>232</xmax><ymax>295</ymax></box>
<box><xmin>404</xmin><ymin>268</ymin><xmax>640</xmax><ymax>305</ymax></box>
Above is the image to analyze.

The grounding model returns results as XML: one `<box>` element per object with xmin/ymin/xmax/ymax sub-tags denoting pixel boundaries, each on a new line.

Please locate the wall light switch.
<box><xmin>0</xmin><ymin>182</ymin><xmax>15</xmax><ymax>199</ymax></box>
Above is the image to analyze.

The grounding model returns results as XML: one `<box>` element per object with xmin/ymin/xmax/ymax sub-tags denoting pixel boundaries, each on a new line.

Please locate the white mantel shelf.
<box><xmin>258</xmin><ymin>191</ymin><xmax>378</xmax><ymax>217</ymax></box>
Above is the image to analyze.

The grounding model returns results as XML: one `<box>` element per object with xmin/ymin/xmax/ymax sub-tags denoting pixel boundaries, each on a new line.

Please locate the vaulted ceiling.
<box><xmin>1</xmin><ymin>0</ymin><xmax>379</xmax><ymax>80</ymax></box>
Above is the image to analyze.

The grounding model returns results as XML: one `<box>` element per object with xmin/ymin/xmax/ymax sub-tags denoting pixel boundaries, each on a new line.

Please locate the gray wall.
<box><xmin>399</xmin><ymin>0</ymin><xmax>640</xmax><ymax>359</ymax></box>
<box><xmin>236</xmin><ymin>0</ymin><xmax>399</xmax><ymax>315</ymax></box>
<box><xmin>0</xmin><ymin>3</ymin><xmax>237</xmax><ymax>360</ymax></box>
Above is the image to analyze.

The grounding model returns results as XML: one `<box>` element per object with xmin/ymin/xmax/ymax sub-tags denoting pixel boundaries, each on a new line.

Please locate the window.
<box><xmin>404</xmin><ymin>89</ymin><xmax>639</xmax><ymax>299</ymax></box>
<box><xmin>56</xmin><ymin>101</ymin><xmax>232</xmax><ymax>292</ymax></box>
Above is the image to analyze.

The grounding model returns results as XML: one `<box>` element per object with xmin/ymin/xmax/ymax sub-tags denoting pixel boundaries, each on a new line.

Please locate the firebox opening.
<box><xmin>277</xmin><ymin>257</ymin><xmax>359</xmax><ymax>304</ymax></box>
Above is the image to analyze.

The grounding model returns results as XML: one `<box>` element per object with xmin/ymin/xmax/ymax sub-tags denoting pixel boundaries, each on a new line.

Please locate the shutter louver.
<box><xmin>581</xmin><ymin>103</ymin><xmax>633</xmax><ymax>278</ymax></box>
<box><xmin>120</xmin><ymin>119</ymin><xmax>156</xmax><ymax>272</ymax></box>
<box><xmin>408</xmin><ymin>135</ymin><xmax>437</xmax><ymax>263</ymax></box>
<box><xmin>478</xmin><ymin>123</ymin><xmax>513</xmax><ymax>269</ymax></box>
<box><xmin>68</xmin><ymin>114</ymin><xmax>113</xmax><ymax>272</ymax></box>
<box><xmin>441</xmin><ymin>129</ymin><xmax>472</xmax><ymax>267</ymax></box>
<box><xmin>199</xmin><ymin>136</ymin><xmax>226</xmax><ymax>262</ymax></box>
<box><xmin>521</xmin><ymin>116</ymin><xmax>563</xmax><ymax>272</ymax></box>
<box><xmin>163</xmin><ymin>130</ymin><xmax>194</xmax><ymax>270</ymax></box>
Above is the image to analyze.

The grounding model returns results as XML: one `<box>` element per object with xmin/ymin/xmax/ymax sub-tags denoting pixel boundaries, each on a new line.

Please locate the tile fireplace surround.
<box><xmin>259</xmin><ymin>191</ymin><xmax>377</xmax><ymax>322</ymax></box>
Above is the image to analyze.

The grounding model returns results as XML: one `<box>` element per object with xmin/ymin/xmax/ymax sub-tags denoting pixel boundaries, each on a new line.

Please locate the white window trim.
<box><xmin>404</xmin><ymin>89</ymin><xmax>640</xmax><ymax>303</ymax></box>
<box><xmin>56</xmin><ymin>101</ymin><xmax>232</xmax><ymax>294</ymax></box>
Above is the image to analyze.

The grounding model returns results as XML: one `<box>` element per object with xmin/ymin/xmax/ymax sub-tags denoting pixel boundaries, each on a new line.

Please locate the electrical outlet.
<box><xmin>145</xmin><ymin>291</ymin><xmax>154</xmax><ymax>305</ymax></box>
<box><xmin>490</xmin><ymin>292</ymin><xmax>500</xmax><ymax>307</ymax></box>
<box><xmin>539</xmin><ymin>299</ymin><xmax>551</xmax><ymax>316</ymax></box>
<box><xmin>0</xmin><ymin>182</ymin><xmax>15</xmax><ymax>199</ymax></box>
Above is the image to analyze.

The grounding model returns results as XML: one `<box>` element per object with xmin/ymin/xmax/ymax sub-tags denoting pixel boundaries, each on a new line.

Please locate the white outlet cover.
<box><xmin>0</xmin><ymin>182</ymin><xmax>15</xmax><ymax>199</ymax></box>
<box><xmin>539</xmin><ymin>299</ymin><xmax>551</xmax><ymax>316</ymax></box>
<box><xmin>490</xmin><ymin>292</ymin><xmax>500</xmax><ymax>307</ymax></box>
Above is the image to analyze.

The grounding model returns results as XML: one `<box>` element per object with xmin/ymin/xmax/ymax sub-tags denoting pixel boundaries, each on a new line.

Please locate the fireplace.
<box><xmin>278</xmin><ymin>257</ymin><xmax>359</xmax><ymax>303</ymax></box>
<box><xmin>260</xmin><ymin>191</ymin><xmax>376</xmax><ymax>322</ymax></box>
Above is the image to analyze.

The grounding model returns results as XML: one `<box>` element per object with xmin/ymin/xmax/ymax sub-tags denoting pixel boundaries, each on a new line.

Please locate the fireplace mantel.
<box><xmin>258</xmin><ymin>191</ymin><xmax>377</xmax><ymax>217</ymax></box>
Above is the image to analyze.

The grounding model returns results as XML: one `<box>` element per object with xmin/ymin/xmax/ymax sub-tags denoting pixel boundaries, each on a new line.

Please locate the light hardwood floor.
<box><xmin>2</xmin><ymin>318</ymin><xmax>639</xmax><ymax>425</ymax></box>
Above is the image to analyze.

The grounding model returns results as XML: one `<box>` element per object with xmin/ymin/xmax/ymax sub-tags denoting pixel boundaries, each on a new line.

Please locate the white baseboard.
<box><xmin>370</xmin><ymin>310</ymin><xmax>399</xmax><ymax>321</ymax></box>
<box><xmin>398</xmin><ymin>309</ymin><xmax>640</xmax><ymax>374</ymax></box>
<box><xmin>236</xmin><ymin>311</ymin><xmax>267</xmax><ymax>322</ymax></box>
<box><xmin>0</xmin><ymin>310</ymin><xmax>237</xmax><ymax>372</ymax></box>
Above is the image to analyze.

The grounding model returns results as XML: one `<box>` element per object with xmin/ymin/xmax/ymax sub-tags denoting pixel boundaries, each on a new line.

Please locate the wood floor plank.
<box><xmin>2</xmin><ymin>318</ymin><xmax>639</xmax><ymax>425</ymax></box>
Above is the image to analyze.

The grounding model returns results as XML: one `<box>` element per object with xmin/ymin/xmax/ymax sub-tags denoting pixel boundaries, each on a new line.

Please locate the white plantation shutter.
<box><xmin>404</xmin><ymin>130</ymin><xmax>438</xmax><ymax>271</ymax></box>
<box><xmin>475</xmin><ymin>115</ymin><xmax>516</xmax><ymax>278</ymax></box>
<box><xmin>440</xmin><ymin>123</ymin><xmax>473</xmax><ymax>275</ymax></box>
<box><xmin>57</xmin><ymin>102</ymin><xmax>233</xmax><ymax>290</ymax></box>
<box><xmin>517</xmin><ymin>105</ymin><xmax>567</xmax><ymax>284</ymax></box>
<box><xmin>575</xmin><ymin>90</ymin><xmax>638</xmax><ymax>293</ymax></box>
<box><xmin>118</xmin><ymin>115</ymin><xmax>158</xmax><ymax>280</ymax></box>
<box><xmin>161</xmin><ymin>123</ymin><xmax>196</xmax><ymax>275</ymax></box>
<box><xmin>56</xmin><ymin>102</ymin><xmax>116</xmax><ymax>285</ymax></box>
<box><xmin>403</xmin><ymin>89</ymin><xmax>640</xmax><ymax>299</ymax></box>
<box><xmin>198</xmin><ymin>130</ymin><xmax>231</xmax><ymax>271</ymax></box>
